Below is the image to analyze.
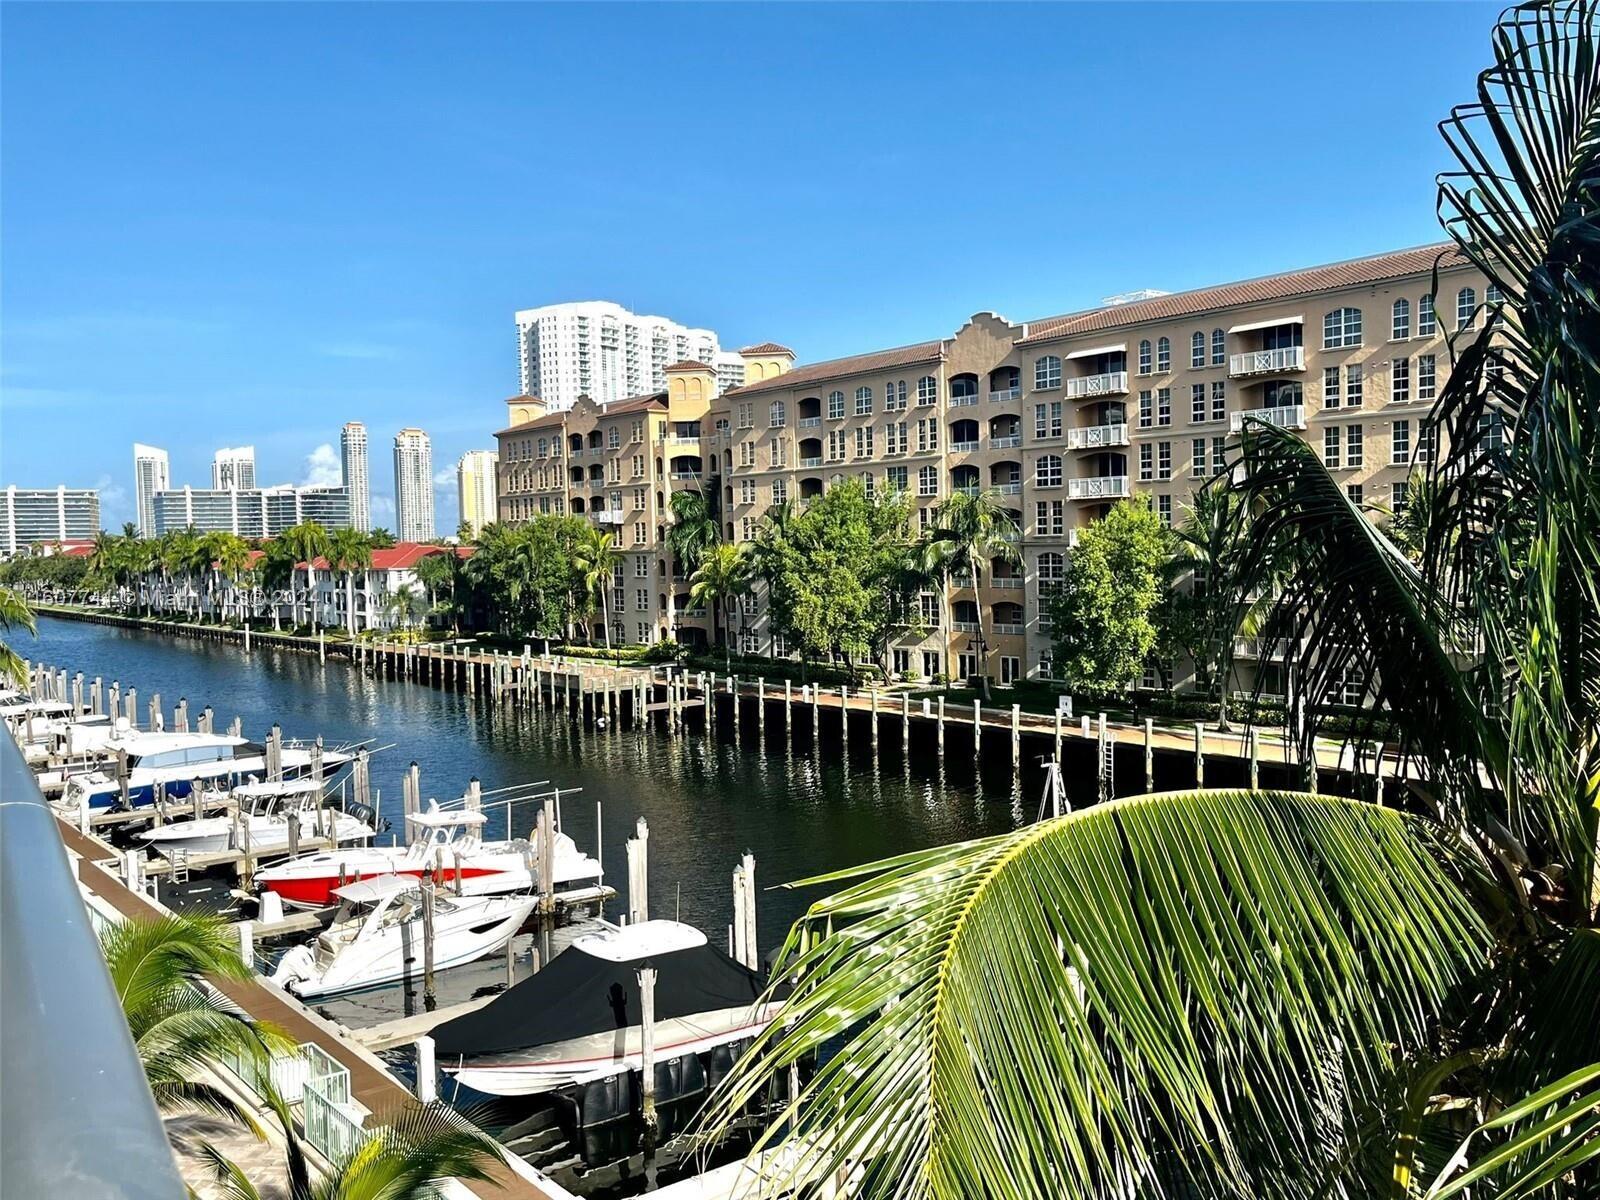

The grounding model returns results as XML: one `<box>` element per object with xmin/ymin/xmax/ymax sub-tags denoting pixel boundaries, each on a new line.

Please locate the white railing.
<box><xmin>799</xmin><ymin>456</ymin><xmax>823</xmax><ymax>468</ymax></box>
<box><xmin>992</xmin><ymin>623</ymin><xmax>1025</xmax><ymax>636</ymax></box>
<box><xmin>1229</xmin><ymin>346</ymin><xmax>1305</xmax><ymax>377</ymax></box>
<box><xmin>1234</xmin><ymin>637</ymin><xmax>1296</xmax><ymax>660</ymax></box>
<box><xmin>1066</xmin><ymin>475</ymin><xmax>1131</xmax><ymax>500</ymax></box>
<box><xmin>949</xmin><ymin>394</ymin><xmax>979</xmax><ymax>407</ymax></box>
<box><xmin>1064</xmin><ymin>371</ymin><xmax>1129</xmax><ymax>399</ymax></box>
<box><xmin>989</xmin><ymin>435</ymin><xmax>1021</xmax><ymax>449</ymax></box>
<box><xmin>989</xmin><ymin>386</ymin><xmax>1022</xmax><ymax>403</ymax></box>
<box><xmin>991</xmin><ymin>577</ymin><xmax>1024</xmax><ymax>589</ymax></box>
<box><xmin>1066</xmin><ymin>422</ymin><xmax>1130</xmax><ymax>450</ymax></box>
<box><xmin>668</xmin><ymin>434</ymin><xmax>701</xmax><ymax>446</ymax></box>
<box><xmin>950</xmin><ymin>440</ymin><xmax>979</xmax><ymax>453</ymax></box>
<box><xmin>952</xmin><ymin>620</ymin><xmax>981</xmax><ymax>633</ymax></box>
<box><xmin>596</xmin><ymin>510</ymin><xmax>624</xmax><ymax>524</ymax></box>
<box><xmin>301</xmin><ymin>1045</ymin><xmax>366</xmax><ymax>1163</ymax></box>
<box><xmin>798</xmin><ymin>416</ymin><xmax>821</xmax><ymax>428</ymax></box>
<box><xmin>670</xmin><ymin>471</ymin><xmax>700</xmax><ymax>482</ymax></box>
<box><xmin>954</xmin><ymin>484</ymin><xmax>980</xmax><ymax>496</ymax></box>
<box><xmin>1230</xmin><ymin>404</ymin><xmax>1307</xmax><ymax>432</ymax></box>
<box><xmin>997</xmin><ymin>482</ymin><xmax>1022</xmax><ymax>495</ymax></box>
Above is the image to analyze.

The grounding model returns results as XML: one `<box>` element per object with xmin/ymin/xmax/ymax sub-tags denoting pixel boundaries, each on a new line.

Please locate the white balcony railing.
<box><xmin>668</xmin><ymin>434</ymin><xmax>701</xmax><ymax>446</ymax></box>
<box><xmin>799</xmin><ymin>456</ymin><xmax>823</xmax><ymax>468</ymax></box>
<box><xmin>798</xmin><ymin>416</ymin><xmax>821</xmax><ymax>428</ymax></box>
<box><xmin>1066</xmin><ymin>475</ymin><xmax>1131</xmax><ymax>500</ymax></box>
<box><xmin>992</xmin><ymin>623</ymin><xmax>1025</xmax><ymax>637</ymax></box>
<box><xmin>1064</xmin><ymin>371</ymin><xmax>1129</xmax><ymax>399</ymax></box>
<box><xmin>669</xmin><ymin>471</ymin><xmax>699</xmax><ymax>482</ymax></box>
<box><xmin>989</xmin><ymin>386</ymin><xmax>1022</xmax><ymax>403</ymax></box>
<box><xmin>988</xmin><ymin>435</ymin><xmax>1022</xmax><ymax>449</ymax></box>
<box><xmin>1065</xmin><ymin>422</ymin><xmax>1130</xmax><ymax>450</ymax></box>
<box><xmin>997</xmin><ymin>482</ymin><xmax>1022</xmax><ymax>495</ymax></box>
<box><xmin>1234</xmin><ymin>637</ymin><xmax>1296</xmax><ymax>660</ymax></box>
<box><xmin>596</xmin><ymin>510</ymin><xmax>624</xmax><ymax>524</ymax></box>
<box><xmin>952</xmin><ymin>620</ymin><xmax>981</xmax><ymax>633</ymax></box>
<box><xmin>991</xmin><ymin>577</ymin><xmax>1024</xmax><ymax>590</ymax></box>
<box><xmin>954</xmin><ymin>483</ymin><xmax>980</xmax><ymax>496</ymax></box>
<box><xmin>950</xmin><ymin>440</ymin><xmax>980</xmax><ymax>453</ymax></box>
<box><xmin>949</xmin><ymin>393</ymin><xmax>979</xmax><ymax>407</ymax></box>
<box><xmin>1230</xmin><ymin>404</ymin><xmax>1307</xmax><ymax>433</ymax></box>
<box><xmin>1229</xmin><ymin>346</ymin><xmax>1306</xmax><ymax>377</ymax></box>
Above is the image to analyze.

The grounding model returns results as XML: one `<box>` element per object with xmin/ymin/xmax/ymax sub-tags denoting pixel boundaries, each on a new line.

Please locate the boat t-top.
<box><xmin>137</xmin><ymin>777</ymin><xmax>377</xmax><ymax>856</ymax></box>
<box><xmin>268</xmin><ymin>874</ymin><xmax>536</xmax><ymax>999</ymax></box>
<box><xmin>254</xmin><ymin>800</ymin><xmax>603</xmax><ymax>909</ymax></box>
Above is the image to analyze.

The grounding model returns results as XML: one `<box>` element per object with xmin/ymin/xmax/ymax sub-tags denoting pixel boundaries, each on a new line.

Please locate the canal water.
<box><xmin>30</xmin><ymin>616</ymin><xmax>1093</xmax><ymax>954</ymax></box>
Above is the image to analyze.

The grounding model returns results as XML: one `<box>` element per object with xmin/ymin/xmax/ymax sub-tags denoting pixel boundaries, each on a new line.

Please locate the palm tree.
<box><xmin>158</xmin><ymin>528</ymin><xmax>197</xmax><ymax>617</ymax></box>
<box><xmin>385</xmin><ymin>583</ymin><xmax>423</xmax><ymax>634</ymax></box>
<box><xmin>201</xmin><ymin>1094</ymin><xmax>504</xmax><ymax>1200</ymax></box>
<box><xmin>703</xmin><ymin>6</ymin><xmax>1600</xmax><ymax>1196</ymax></box>
<box><xmin>413</xmin><ymin>548</ymin><xmax>459</xmax><ymax>634</ymax></box>
<box><xmin>281</xmin><ymin>522</ymin><xmax>331</xmax><ymax>629</ymax></box>
<box><xmin>571</xmin><ymin>526</ymin><xmax>622</xmax><ymax>649</ymax></box>
<box><xmin>665</xmin><ymin>490</ymin><xmax>718</xmax><ymax>641</ymax></box>
<box><xmin>689</xmin><ymin>541</ymin><xmax>753</xmax><ymax>668</ymax></box>
<box><xmin>325</xmin><ymin>528</ymin><xmax>373</xmax><ymax>637</ymax></box>
<box><xmin>926</xmin><ymin>487</ymin><xmax>1020</xmax><ymax>699</ymax></box>
<box><xmin>367</xmin><ymin>526</ymin><xmax>397</xmax><ymax>549</ymax></box>
<box><xmin>210</xmin><ymin>533</ymin><xmax>254</xmax><ymax>625</ymax></box>
<box><xmin>0</xmin><ymin>586</ymin><xmax>36</xmax><ymax>686</ymax></box>
<box><xmin>101</xmin><ymin>913</ymin><xmax>281</xmax><ymax>1126</ymax></box>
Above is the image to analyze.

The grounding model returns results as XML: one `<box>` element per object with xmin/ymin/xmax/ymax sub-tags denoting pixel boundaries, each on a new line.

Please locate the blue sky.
<box><xmin>2</xmin><ymin>2</ymin><xmax>1496</xmax><ymax>533</ymax></box>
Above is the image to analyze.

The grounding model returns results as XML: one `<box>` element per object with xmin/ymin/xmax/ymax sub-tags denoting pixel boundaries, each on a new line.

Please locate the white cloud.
<box><xmin>302</xmin><ymin>443</ymin><xmax>342</xmax><ymax>487</ymax></box>
<box><xmin>432</xmin><ymin>466</ymin><xmax>456</xmax><ymax>491</ymax></box>
<box><xmin>370</xmin><ymin>495</ymin><xmax>396</xmax><ymax>519</ymax></box>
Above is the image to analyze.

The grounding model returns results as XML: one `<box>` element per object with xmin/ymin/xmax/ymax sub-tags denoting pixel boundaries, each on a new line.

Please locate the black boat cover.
<box><xmin>432</xmin><ymin>943</ymin><xmax>765</xmax><ymax>1058</ymax></box>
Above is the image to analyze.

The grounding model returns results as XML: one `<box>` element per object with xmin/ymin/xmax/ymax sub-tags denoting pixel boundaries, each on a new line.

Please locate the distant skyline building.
<box><xmin>132</xmin><ymin>443</ymin><xmax>169</xmax><ymax>537</ymax></box>
<box><xmin>340</xmin><ymin>422</ymin><xmax>370</xmax><ymax>532</ymax></box>
<box><xmin>151</xmin><ymin>484</ymin><xmax>351</xmax><ymax>538</ymax></box>
<box><xmin>456</xmin><ymin>451</ymin><xmax>498</xmax><ymax>539</ymax></box>
<box><xmin>210</xmin><ymin>446</ymin><xmax>257</xmax><ymax>491</ymax></box>
<box><xmin>2</xmin><ymin>485</ymin><xmax>101</xmax><ymax>554</ymax></box>
<box><xmin>514</xmin><ymin>300</ymin><xmax>742</xmax><ymax>409</ymax></box>
<box><xmin>392</xmin><ymin>427</ymin><xmax>434</xmax><ymax>542</ymax></box>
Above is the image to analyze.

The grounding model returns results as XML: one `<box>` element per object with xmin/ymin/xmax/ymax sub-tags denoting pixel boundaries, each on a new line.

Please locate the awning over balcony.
<box><xmin>1065</xmin><ymin>342</ymin><xmax>1127</xmax><ymax>360</ymax></box>
<box><xmin>1228</xmin><ymin>314</ymin><xmax>1304</xmax><ymax>333</ymax></box>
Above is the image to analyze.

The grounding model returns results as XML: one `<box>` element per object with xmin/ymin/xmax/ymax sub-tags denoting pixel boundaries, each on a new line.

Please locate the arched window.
<box><xmin>1392</xmin><ymin>298</ymin><xmax>1411</xmax><ymax>340</ymax></box>
<box><xmin>1211</xmin><ymin>328</ymin><xmax>1225</xmax><ymax>365</ymax></box>
<box><xmin>1456</xmin><ymin>287</ymin><xmax>1477</xmax><ymax>328</ymax></box>
<box><xmin>1034</xmin><ymin>356</ymin><xmax>1062</xmax><ymax>390</ymax></box>
<box><xmin>827</xmin><ymin>390</ymin><xmax>845</xmax><ymax>419</ymax></box>
<box><xmin>1191</xmin><ymin>331</ymin><xmax>1205</xmax><ymax>368</ymax></box>
<box><xmin>1037</xmin><ymin>552</ymin><xmax>1065</xmax><ymax>591</ymax></box>
<box><xmin>1137</xmin><ymin>340</ymin><xmax>1152</xmax><ymax>375</ymax></box>
<box><xmin>1418</xmin><ymin>293</ymin><xmax>1436</xmax><ymax>335</ymax></box>
<box><xmin>1035</xmin><ymin>454</ymin><xmax>1062</xmax><ymax>488</ymax></box>
<box><xmin>854</xmin><ymin>386</ymin><xmax>873</xmax><ymax>415</ymax></box>
<box><xmin>916</xmin><ymin>376</ymin><xmax>938</xmax><ymax>406</ymax></box>
<box><xmin>1323</xmin><ymin>307</ymin><xmax>1363</xmax><ymax>349</ymax></box>
<box><xmin>1157</xmin><ymin>337</ymin><xmax>1171</xmax><ymax>373</ymax></box>
<box><xmin>769</xmin><ymin>400</ymin><xmax>786</xmax><ymax>427</ymax></box>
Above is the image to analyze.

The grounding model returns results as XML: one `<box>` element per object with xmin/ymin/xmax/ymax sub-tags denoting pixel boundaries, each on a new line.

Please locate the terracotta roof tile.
<box><xmin>1019</xmin><ymin>243</ymin><xmax>1469</xmax><ymax>344</ymax></box>
<box><xmin>735</xmin><ymin>339</ymin><xmax>945</xmax><ymax>394</ymax></box>
<box><xmin>664</xmin><ymin>360</ymin><xmax>714</xmax><ymax>373</ymax></box>
<box><xmin>495</xmin><ymin>411</ymin><xmax>565</xmax><ymax>435</ymax></box>
<box><xmin>601</xmin><ymin>391</ymin><xmax>668</xmax><ymax>414</ymax></box>
<box><xmin>300</xmin><ymin>542</ymin><xmax>474</xmax><ymax>571</ymax></box>
<box><xmin>737</xmin><ymin>342</ymin><xmax>795</xmax><ymax>357</ymax></box>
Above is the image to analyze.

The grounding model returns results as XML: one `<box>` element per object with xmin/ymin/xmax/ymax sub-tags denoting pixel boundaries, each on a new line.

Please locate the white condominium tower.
<box><xmin>132</xmin><ymin>443</ymin><xmax>170</xmax><ymax>536</ymax></box>
<box><xmin>341</xmin><ymin>421</ymin><xmax>371</xmax><ymax>531</ymax></box>
<box><xmin>456</xmin><ymin>450</ymin><xmax>498</xmax><ymax>539</ymax></box>
<box><xmin>211</xmin><ymin>446</ymin><xmax>256</xmax><ymax>490</ymax></box>
<box><xmin>515</xmin><ymin>300</ymin><xmax>743</xmax><ymax>409</ymax></box>
<box><xmin>393</xmin><ymin>427</ymin><xmax>434</xmax><ymax>542</ymax></box>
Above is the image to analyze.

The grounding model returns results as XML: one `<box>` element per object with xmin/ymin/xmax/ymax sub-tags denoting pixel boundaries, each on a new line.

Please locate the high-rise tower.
<box><xmin>340</xmin><ymin>422</ymin><xmax>370</xmax><ymax>532</ymax></box>
<box><xmin>132</xmin><ymin>443</ymin><xmax>169</xmax><ymax>536</ymax></box>
<box><xmin>392</xmin><ymin>427</ymin><xmax>434</xmax><ymax>542</ymax></box>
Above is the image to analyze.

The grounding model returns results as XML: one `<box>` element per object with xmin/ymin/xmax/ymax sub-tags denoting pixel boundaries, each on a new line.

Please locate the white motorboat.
<box><xmin>268</xmin><ymin>874</ymin><xmax>536</xmax><ymax>999</ymax></box>
<box><xmin>137</xmin><ymin>778</ymin><xmax>375</xmax><ymax>856</ymax></box>
<box><xmin>435</xmin><ymin>919</ymin><xmax>778</xmax><ymax>1097</ymax></box>
<box><xmin>255</xmin><ymin>801</ymin><xmax>602</xmax><ymax>909</ymax></box>
<box><xmin>56</xmin><ymin>729</ymin><xmax>351</xmax><ymax>811</ymax></box>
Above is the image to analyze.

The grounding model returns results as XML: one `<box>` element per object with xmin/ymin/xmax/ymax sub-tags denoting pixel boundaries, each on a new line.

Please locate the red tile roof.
<box><xmin>1018</xmin><ymin>243</ymin><xmax>1468</xmax><ymax>344</ymax></box>
<box><xmin>300</xmin><ymin>542</ymin><xmax>474</xmax><ymax>571</ymax></box>
<box><xmin>737</xmin><ymin>342</ymin><xmax>795</xmax><ymax>357</ymax></box>
<box><xmin>734</xmin><ymin>339</ymin><xmax>946</xmax><ymax>394</ymax></box>
<box><xmin>664</xmin><ymin>360</ymin><xmax>714</xmax><ymax>372</ymax></box>
<box><xmin>600</xmin><ymin>391</ymin><xmax>668</xmax><ymax>415</ymax></box>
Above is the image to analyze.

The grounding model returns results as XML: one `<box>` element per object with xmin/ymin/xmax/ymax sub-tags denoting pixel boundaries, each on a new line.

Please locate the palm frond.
<box><xmin>195</xmin><ymin>1140</ymin><xmax>266</xmax><ymax>1200</ymax></box>
<box><xmin>700</xmin><ymin>788</ymin><xmax>1491</xmax><ymax>1200</ymax></box>
<box><xmin>101</xmin><ymin>912</ymin><xmax>253</xmax><ymax>1019</ymax></box>
<box><xmin>313</xmin><ymin>1102</ymin><xmax>503</xmax><ymax>1200</ymax></box>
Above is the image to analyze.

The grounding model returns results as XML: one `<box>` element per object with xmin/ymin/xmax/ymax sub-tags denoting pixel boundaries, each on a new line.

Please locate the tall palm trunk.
<box><xmin>942</xmin><ymin>569</ymin><xmax>954</xmax><ymax>686</ymax></box>
<box><xmin>600</xmin><ymin>589</ymin><xmax>611</xmax><ymax>650</ymax></box>
<box><xmin>970</xmin><ymin>560</ymin><xmax>991</xmax><ymax>700</ymax></box>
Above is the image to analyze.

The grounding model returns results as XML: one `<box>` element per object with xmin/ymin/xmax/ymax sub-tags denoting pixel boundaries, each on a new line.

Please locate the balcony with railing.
<box><xmin>989</xmin><ymin>386</ymin><xmax>1022</xmax><ymax>403</ymax></box>
<box><xmin>989</xmin><ymin>434</ymin><xmax>1021</xmax><ymax>449</ymax></box>
<box><xmin>798</xmin><ymin>416</ymin><xmax>821</xmax><ymax>428</ymax></box>
<box><xmin>992</xmin><ymin>623</ymin><xmax>1026</xmax><ymax>637</ymax></box>
<box><xmin>949</xmin><ymin>393</ymin><xmax>979</xmax><ymax>407</ymax></box>
<box><xmin>1066</xmin><ymin>475</ymin><xmax>1130</xmax><ymax>500</ymax></box>
<box><xmin>1234</xmin><ymin>637</ymin><xmax>1297</xmax><ymax>660</ymax></box>
<box><xmin>1229</xmin><ymin>346</ymin><xmax>1306</xmax><ymax>377</ymax></box>
<box><xmin>1064</xmin><ymin>371</ymin><xmax>1130</xmax><ymax>400</ymax></box>
<box><xmin>988</xmin><ymin>366</ymin><xmax>1022</xmax><ymax>404</ymax></box>
<box><xmin>799</xmin><ymin>456</ymin><xmax>823</xmax><ymax>468</ymax></box>
<box><xmin>1230</xmin><ymin>404</ymin><xmax>1307</xmax><ymax>433</ymax></box>
<box><xmin>990</xmin><ymin>576</ymin><xmax>1024</xmax><ymax>590</ymax></box>
<box><xmin>1066</xmin><ymin>422</ymin><xmax>1130</xmax><ymax>450</ymax></box>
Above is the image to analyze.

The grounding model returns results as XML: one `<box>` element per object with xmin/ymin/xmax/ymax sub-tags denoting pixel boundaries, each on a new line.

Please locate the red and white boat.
<box><xmin>254</xmin><ymin>803</ymin><xmax>604</xmax><ymax>910</ymax></box>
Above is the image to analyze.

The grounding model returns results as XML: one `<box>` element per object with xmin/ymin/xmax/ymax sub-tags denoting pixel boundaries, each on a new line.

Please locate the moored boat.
<box><xmin>137</xmin><ymin>778</ymin><xmax>376</xmax><ymax>856</ymax></box>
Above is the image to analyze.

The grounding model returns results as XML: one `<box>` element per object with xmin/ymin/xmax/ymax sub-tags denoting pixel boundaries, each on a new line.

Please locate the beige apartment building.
<box><xmin>497</xmin><ymin>244</ymin><xmax>1495</xmax><ymax>690</ymax></box>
